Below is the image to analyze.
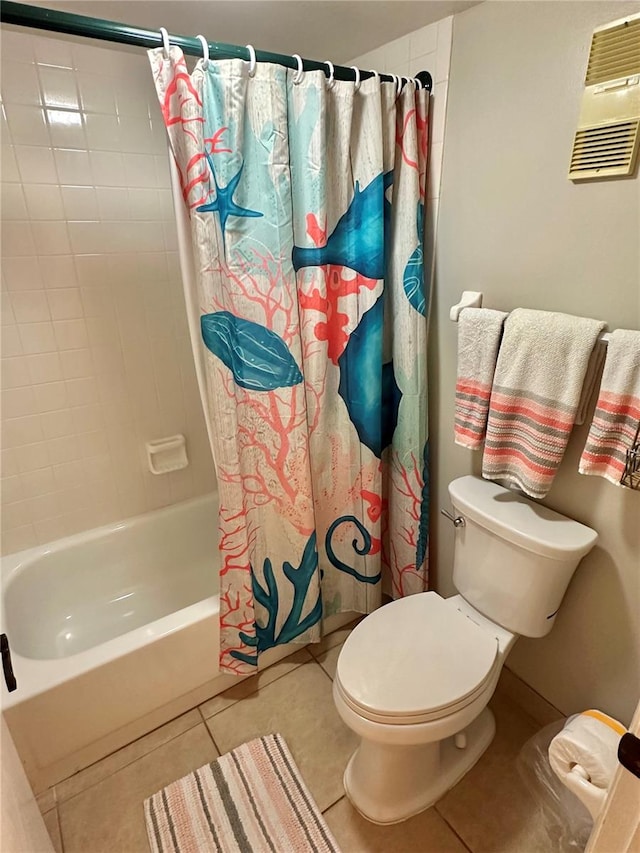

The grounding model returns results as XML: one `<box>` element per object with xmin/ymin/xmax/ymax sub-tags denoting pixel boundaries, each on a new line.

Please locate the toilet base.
<box><xmin>343</xmin><ymin>707</ymin><xmax>496</xmax><ymax>825</ymax></box>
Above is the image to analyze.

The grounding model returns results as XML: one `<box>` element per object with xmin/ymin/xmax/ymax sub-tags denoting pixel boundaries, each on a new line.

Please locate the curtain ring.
<box><xmin>159</xmin><ymin>27</ymin><xmax>171</xmax><ymax>59</ymax></box>
<box><xmin>196</xmin><ymin>35</ymin><xmax>209</xmax><ymax>70</ymax></box>
<box><xmin>369</xmin><ymin>69</ymin><xmax>380</xmax><ymax>79</ymax></box>
<box><xmin>350</xmin><ymin>66</ymin><xmax>361</xmax><ymax>92</ymax></box>
<box><xmin>413</xmin><ymin>77</ymin><xmax>423</xmax><ymax>90</ymax></box>
<box><xmin>246</xmin><ymin>44</ymin><xmax>257</xmax><ymax>77</ymax></box>
<box><xmin>324</xmin><ymin>60</ymin><xmax>335</xmax><ymax>89</ymax></box>
<box><xmin>292</xmin><ymin>53</ymin><xmax>304</xmax><ymax>85</ymax></box>
<box><xmin>395</xmin><ymin>75</ymin><xmax>403</xmax><ymax>97</ymax></box>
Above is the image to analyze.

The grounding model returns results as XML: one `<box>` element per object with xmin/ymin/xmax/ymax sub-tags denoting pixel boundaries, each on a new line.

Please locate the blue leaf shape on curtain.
<box><xmin>200</xmin><ymin>311</ymin><xmax>303</xmax><ymax>391</ymax></box>
<box><xmin>403</xmin><ymin>202</ymin><xmax>427</xmax><ymax>316</ymax></box>
<box><xmin>292</xmin><ymin>171</ymin><xmax>393</xmax><ymax>280</ymax></box>
<box><xmin>230</xmin><ymin>532</ymin><xmax>323</xmax><ymax>665</ymax></box>
<box><xmin>337</xmin><ymin>296</ymin><xmax>402</xmax><ymax>457</ymax></box>
<box><xmin>325</xmin><ymin>516</ymin><xmax>380</xmax><ymax>584</ymax></box>
<box><xmin>415</xmin><ymin>439</ymin><xmax>430</xmax><ymax>568</ymax></box>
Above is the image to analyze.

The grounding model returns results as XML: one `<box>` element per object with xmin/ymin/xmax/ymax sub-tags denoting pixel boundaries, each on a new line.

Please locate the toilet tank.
<box><xmin>448</xmin><ymin>477</ymin><xmax>598</xmax><ymax>638</ymax></box>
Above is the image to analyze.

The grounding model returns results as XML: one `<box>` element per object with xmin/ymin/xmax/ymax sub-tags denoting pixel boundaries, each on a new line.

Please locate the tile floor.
<box><xmin>37</xmin><ymin>625</ymin><xmax>552</xmax><ymax>853</ymax></box>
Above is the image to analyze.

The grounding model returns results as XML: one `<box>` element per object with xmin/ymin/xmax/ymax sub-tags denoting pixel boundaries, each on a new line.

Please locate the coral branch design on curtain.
<box><xmin>149</xmin><ymin>48</ymin><xmax>430</xmax><ymax>673</ymax></box>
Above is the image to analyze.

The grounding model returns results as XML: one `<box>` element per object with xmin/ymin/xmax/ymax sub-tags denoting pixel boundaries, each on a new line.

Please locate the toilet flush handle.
<box><xmin>441</xmin><ymin>509</ymin><xmax>466</xmax><ymax>528</ymax></box>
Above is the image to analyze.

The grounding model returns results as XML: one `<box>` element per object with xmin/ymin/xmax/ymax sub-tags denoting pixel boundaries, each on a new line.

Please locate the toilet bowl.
<box><xmin>333</xmin><ymin>475</ymin><xmax>598</xmax><ymax>825</ymax></box>
<box><xmin>333</xmin><ymin>592</ymin><xmax>516</xmax><ymax>824</ymax></box>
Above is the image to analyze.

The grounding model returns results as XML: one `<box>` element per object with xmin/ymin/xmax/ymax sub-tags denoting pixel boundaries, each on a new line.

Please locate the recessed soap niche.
<box><xmin>146</xmin><ymin>435</ymin><xmax>189</xmax><ymax>475</ymax></box>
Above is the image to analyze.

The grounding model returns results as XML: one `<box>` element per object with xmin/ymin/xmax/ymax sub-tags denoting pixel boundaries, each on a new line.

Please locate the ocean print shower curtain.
<box><xmin>149</xmin><ymin>48</ymin><xmax>430</xmax><ymax>674</ymax></box>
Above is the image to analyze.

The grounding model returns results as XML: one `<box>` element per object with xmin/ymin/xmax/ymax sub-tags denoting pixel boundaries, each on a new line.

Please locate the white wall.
<box><xmin>0</xmin><ymin>30</ymin><xmax>216</xmax><ymax>554</ymax></box>
<box><xmin>434</xmin><ymin>1</ymin><xmax>640</xmax><ymax>723</ymax></box>
<box><xmin>1</xmin><ymin>714</ymin><xmax>53</xmax><ymax>852</ymax></box>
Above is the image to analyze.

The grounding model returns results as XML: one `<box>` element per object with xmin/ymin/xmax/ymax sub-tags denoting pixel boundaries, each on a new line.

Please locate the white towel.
<box><xmin>454</xmin><ymin>308</ymin><xmax>507</xmax><ymax>449</ymax></box>
<box><xmin>579</xmin><ymin>329</ymin><xmax>640</xmax><ymax>486</ymax></box>
<box><xmin>482</xmin><ymin>309</ymin><xmax>606</xmax><ymax>499</ymax></box>
<box><xmin>549</xmin><ymin>709</ymin><xmax>625</xmax><ymax>791</ymax></box>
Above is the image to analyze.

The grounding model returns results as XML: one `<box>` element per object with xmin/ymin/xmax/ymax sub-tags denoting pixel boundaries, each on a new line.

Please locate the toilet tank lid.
<box><xmin>448</xmin><ymin>476</ymin><xmax>598</xmax><ymax>560</ymax></box>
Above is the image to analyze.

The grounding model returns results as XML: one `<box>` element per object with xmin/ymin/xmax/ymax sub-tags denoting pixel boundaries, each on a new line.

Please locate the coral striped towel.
<box><xmin>455</xmin><ymin>307</ymin><xmax>508</xmax><ymax>448</ymax></box>
<box><xmin>482</xmin><ymin>309</ymin><xmax>606</xmax><ymax>499</ymax></box>
<box><xmin>145</xmin><ymin>734</ymin><xmax>341</xmax><ymax>853</ymax></box>
<box><xmin>579</xmin><ymin>329</ymin><xmax>640</xmax><ymax>486</ymax></box>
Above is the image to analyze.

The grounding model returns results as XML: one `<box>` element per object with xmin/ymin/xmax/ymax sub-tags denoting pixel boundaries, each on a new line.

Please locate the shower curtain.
<box><xmin>149</xmin><ymin>48</ymin><xmax>430</xmax><ymax>674</ymax></box>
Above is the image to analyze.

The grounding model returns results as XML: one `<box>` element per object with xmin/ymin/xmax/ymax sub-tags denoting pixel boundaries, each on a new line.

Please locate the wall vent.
<box><xmin>569</xmin><ymin>13</ymin><xmax>640</xmax><ymax>181</ymax></box>
<box><xmin>585</xmin><ymin>17</ymin><xmax>640</xmax><ymax>86</ymax></box>
<box><xmin>570</xmin><ymin>120</ymin><xmax>640</xmax><ymax>178</ymax></box>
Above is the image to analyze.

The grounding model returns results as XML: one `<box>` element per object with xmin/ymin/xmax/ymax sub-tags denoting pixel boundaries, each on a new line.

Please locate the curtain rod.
<box><xmin>0</xmin><ymin>1</ymin><xmax>433</xmax><ymax>91</ymax></box>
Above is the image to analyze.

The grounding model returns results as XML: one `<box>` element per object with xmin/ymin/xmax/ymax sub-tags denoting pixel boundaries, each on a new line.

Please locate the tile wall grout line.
<box><xmin>54</xmin><ymin>713</ymin><xmax>203</xmax><ymax>805</ymax></box>
<box><xmin>434</xmin><ymin>804</ymin><xmax>475</xmax><ymax>853</ymax></box>
<box><xmin>54</xmin><ymin>652</ymin><xmax>342</xmax><ymax>804</ymax></box>
<box><xmin>54</xmin><ymin>805</ymin><xmax>65</xmax><ymax>853</ymax></box>
<box><xmin>313</xmin><ymin>657</ymin><xmax>336</xmax><ymax>684</ymax></box>
<box><xmin>199</xmin><ymin>656</ymin><xmax>311</xmax><ymax>721</ymax></box>
<box><xmin>37</xmin><ymin>787</ymin><xmax>58</xmax><ymax>811</ymax></box>
<box><xmin>320</xmin><ymin>793</ymin><xmax>346</xmax><ymax>815</ymax></box>
<box><xmin>201</xmin><ymin>716</ymin><xmax>224</xmax><ymax>757</ymax></box>
<box><xmin>306</xmin><ymin>640</ymin><xmax>342</xmax><ymax>661</ymax></box>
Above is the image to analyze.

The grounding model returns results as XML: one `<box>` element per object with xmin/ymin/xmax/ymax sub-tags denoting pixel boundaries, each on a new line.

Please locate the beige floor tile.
<box><xmin>206</xmin><ymin>661</ymin><xmax>358</xmax><ymax>812</ymax></box>
<box><xmin>42</xmin><ymin>809</ymin><xmax>63</xmax><ymax>853</ymax></box>
<box><xmin>324</xmin><ymin>797</ymin><xmax>470</xmax><ymax>853</ymax></box>
<box><xmin>199</xmin><ymin>648</ymin><xmax>313</xmax><ymax>719</ymax></box>
<box><xmin>436</xmin><ymin>694</ymin><xmax>550</xmax><ymax>853</ymax></box>
<box><xmin>36</xmin><ymin>787</ymin><xmax>56</xmax><ymax>814</ymax></box>
<box><xmin>317</xmin><ymin>642</ymin><xmax>343</xmax><ymax>679</ymax></box>
<box><xmin>308</xmin><ymin>618</ymin><xmax>362</xmax><ymax>659</ymax></box>
<box><xmin>59</xmin><ymin>724</ymin><xmax>218</xmax><ymax>853</ymax></box>
<box><xmin>55</xmin><ymin>708</ymin><xmax>201</xmax><ymax>803</ymax></box>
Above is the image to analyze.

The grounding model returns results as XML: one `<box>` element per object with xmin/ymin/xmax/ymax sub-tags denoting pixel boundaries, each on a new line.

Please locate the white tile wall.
<box><xmin>0</xmin><ymin>30</ymin><xmax>216</xmax><ymax>556</ymax></box>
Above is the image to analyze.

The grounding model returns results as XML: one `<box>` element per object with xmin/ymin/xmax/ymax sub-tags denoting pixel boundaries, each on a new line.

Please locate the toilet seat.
<box><xmin>335</xmin><ymin>592</ymin><xmax>500</xmax><ymax>725</ymax></box>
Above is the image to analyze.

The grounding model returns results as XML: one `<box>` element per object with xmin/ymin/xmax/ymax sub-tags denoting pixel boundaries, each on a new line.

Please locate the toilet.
<box><xmin>333</xmin><ymin>475</ymin><xmax>598</xmax><ymax>825</ymax></box>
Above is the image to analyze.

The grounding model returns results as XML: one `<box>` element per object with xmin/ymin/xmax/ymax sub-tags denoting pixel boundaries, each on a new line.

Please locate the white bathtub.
<box><xmin>1</xmin><ymin>494</ymin><xmax>356</xmax><ymax>793</ymax></box>
<box><xmin>0</xmin><ymin>495</ymin><xmax>356</xmax><ymax>793</ymax></box>
<box><xmin>1</xmin><ymin>494</ymin><xmax>228</xmax><ymax>792</ymax></box>
<box><xmin>3</xmin><ymin>493</ymin><xmax>220</xmax><ymax>670</ymax></box>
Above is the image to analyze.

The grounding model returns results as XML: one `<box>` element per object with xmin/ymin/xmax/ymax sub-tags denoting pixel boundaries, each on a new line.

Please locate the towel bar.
<box><xmin>450</xmin><ymin>291</ymin><xmax>612</xmax><ymax>345</ymax></box>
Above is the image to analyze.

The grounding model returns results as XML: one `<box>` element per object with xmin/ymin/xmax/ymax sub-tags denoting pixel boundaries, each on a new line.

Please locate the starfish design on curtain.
<box><xmin>196</xmin><ymin>151</ymin><xmax>262</xmax><ymax>236</ymax></box>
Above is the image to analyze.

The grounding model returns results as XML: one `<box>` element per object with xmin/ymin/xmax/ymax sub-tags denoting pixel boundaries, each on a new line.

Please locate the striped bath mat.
<box><xmin>145</xmin><ymin>733</ymin><xmax>341</xmax><ymax>853</ymax></box>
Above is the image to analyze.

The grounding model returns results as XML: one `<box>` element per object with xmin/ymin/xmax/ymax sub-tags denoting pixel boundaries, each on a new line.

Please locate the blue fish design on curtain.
<box><xmin>201</xmin><ymin>312</ymin><xmax>303</xmax><ymax>391</ymax></box>
<box><xmin>292</xmin><ymin>172</ymin><xmax>393</xmax><ymax>280</ymax></box>
<box><xmin>337</xmin><ymin>296</ymin><xmax>402</xmax><ymax>457</ymax></box>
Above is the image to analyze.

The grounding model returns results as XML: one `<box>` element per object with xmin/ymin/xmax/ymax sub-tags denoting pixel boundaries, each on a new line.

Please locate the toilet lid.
<box><xmin>336</xmin><ymin>592</ymin><xmax>499</xmax><ymax>723</ymax></box>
